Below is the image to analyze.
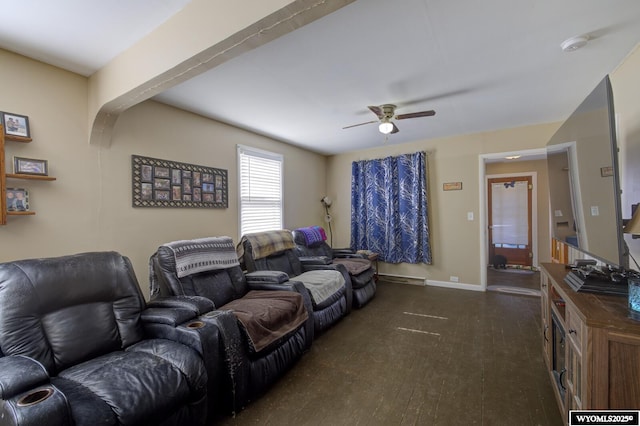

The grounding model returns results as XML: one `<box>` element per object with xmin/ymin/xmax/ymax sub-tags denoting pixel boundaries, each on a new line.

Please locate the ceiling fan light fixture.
<box><xmin>344</xmin><ymin>103</ymin><xmax>435</xmax><ymax>136</ymax></box>
<box><xmin>379</xmin><ymin>120</ymin><xmax>394</xmax><ymax>134</ymax></box>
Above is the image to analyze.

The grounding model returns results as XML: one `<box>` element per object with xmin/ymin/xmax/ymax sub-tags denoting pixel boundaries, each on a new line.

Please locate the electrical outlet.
<box><xmin>450</xmin><ymin>276</ymin><xmax>459</xmax><ymax>283</ymax></box>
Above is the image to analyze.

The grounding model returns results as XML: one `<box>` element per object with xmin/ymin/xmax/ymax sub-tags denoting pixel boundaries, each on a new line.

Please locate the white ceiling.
<box><xmin>0</xmin><ymin>0</ymin><xmax>192</xmax><ymax>76</ymax></box>
<box><xmin>2</xmin><ymin>0</ymin><xmax>640</xmax><ymax>155</ymax></box>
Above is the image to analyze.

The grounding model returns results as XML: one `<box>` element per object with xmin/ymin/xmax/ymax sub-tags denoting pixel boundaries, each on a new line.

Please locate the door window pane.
<box><xmin>492</xmin><ymin>181</ymin><xmax>528</xmax><ymax>245</ymax></box>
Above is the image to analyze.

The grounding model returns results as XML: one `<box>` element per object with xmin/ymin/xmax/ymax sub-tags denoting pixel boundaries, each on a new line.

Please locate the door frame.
<box><xmin>487</xmin><ymin>173</ymin><xmax>537</xmax><ymax>267</ymax></box>
<box><xmin>478</xmin><ymin>148</ymin><xmax>546</xmax><ymax>290</ymax></box>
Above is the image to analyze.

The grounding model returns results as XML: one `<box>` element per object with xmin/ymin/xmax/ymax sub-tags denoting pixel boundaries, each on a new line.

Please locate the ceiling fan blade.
<box><xmin>367</xmin><ymin>105</ymin><xmax>384</xmax><ymax>119</ymax></box>
<box><xmin>342</xmin><ymin>120</ymin><xmax>378</xmax><ymax>130</ymax></box>
<box><xmin>391</xmin><ymin>122</ymin><xmax>399</xmax><ymax>134</ymax></box>
<box><xmin>395</xmin><ymin>110</ymin><xmax>436</xmax><ymax>120</ymax></box>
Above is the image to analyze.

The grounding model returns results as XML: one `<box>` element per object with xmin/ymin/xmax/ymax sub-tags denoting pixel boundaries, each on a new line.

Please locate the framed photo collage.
<box><xmin>132</xmin><ymin>155</ymin><xmax>227</xmax><ymax>208</ymax></box>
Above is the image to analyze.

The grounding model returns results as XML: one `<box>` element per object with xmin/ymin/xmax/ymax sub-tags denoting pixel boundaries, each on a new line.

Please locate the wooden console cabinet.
<box><xmin>540</xmin><ymin>263</ymin><xmax>640</xmax><ymax>421</ymax></box>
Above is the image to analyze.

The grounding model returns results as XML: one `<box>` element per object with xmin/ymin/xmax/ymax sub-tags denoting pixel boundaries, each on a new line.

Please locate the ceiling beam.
<box><xmin>88</xmin><ymin>0</ymin><xmax>355</xmax><ymax>147</ymax></box>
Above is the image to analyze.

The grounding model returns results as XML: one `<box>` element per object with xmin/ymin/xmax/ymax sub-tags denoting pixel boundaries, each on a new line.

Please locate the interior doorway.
<box><xmin>487</xmin><ymin>175</ymin><xmax>533</xmax><ymax>268</ymax></box>
<box><xmin>478</xmin><ymin>149</ymin><xmax>546</xmax><ymax>290</ymax></box>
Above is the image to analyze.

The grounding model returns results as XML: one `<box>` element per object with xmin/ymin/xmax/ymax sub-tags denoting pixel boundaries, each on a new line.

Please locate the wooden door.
<box><xmin>488</xmin><ymin>176</ymin><xmax>533</xmax><ymax>267</ymax></box>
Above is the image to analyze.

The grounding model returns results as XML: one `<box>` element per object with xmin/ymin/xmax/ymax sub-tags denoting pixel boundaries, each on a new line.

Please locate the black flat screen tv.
<box><xmin>546</xmin><ymin>75</ymin><xmax>625</xmax><ymax>268</ymax></box>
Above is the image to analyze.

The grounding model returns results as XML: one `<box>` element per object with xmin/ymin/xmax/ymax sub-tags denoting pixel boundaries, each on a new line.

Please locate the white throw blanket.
<box><xmin>295</xmin><ymin>270</ymin><xmax>345</xmax><ymax>305</ymax></box>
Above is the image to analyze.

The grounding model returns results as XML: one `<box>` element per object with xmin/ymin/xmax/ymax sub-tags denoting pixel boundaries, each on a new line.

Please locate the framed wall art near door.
<box><xmin>132</xmin><ymin>155</ymin><xmax>228</xmax><ymax>208</ymax></box>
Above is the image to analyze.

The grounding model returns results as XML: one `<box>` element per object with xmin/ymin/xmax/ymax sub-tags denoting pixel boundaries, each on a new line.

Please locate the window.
<box><xmin>238</xmin><ymin>145</ymin><xmax>283</xmax><ymax>236</ymax></box>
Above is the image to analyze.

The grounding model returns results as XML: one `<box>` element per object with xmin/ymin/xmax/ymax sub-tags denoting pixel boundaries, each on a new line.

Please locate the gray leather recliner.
<box><xmin>292</xmin><ymin>226</ymin><xmax>376</xmax><ymax>308</ymax></box>
<box><xmin>0</xmin><ymin>251</ymin><xmax>210</xmax><ymax>426</ymax></box>
<box><xmin>149</xmin><ymin>236</ymin><xmax>313</xmax><ymax>415</ymax></box>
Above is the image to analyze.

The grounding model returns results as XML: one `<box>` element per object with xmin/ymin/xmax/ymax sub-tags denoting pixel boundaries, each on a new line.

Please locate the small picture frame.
<box><xmin>171</xmin><ymin>169</ymin><xmax>182</xmax><ymax>185</ymax></box>
<box><xmin>141</xmin><ymin>183</ymin><xmax>152</xmax><ymax>200</ymax></box>
<box><xmin>172</xmin><ymin>185</ymin><xmax>182</xmax><ymax>200</ymax></box>
<box><xmin>154</xmin><ymin>178</ymin><xmax>170</xmax><ymax>190</ymax></box>
<box><xmin>443</xmin><ymin>181</ymin><xmax>463</xmax><ymax>191</ymax></box>
<box><xmin>13</xmin><ymin>156</ymin><xmax>48</xmax><ymax>176</ymax></box>
<box><xmin>5</xmin><ymin>188</ymin><xmax>29</xmax><ymax>212</ymax></box>
<box><xmin>600</xmin><ymin>166</ymin><xmax>613</xmax><ymax>177</ymax></box>
<box><xmin>141</xmin><ymin>165</ymin><xmax>153</xmax><ymax>182</ymax></box>
<box><xmin>183</xmin><ymin>179</ymin><xmax>192</xmax><ymax>194</ymax></box>
<box><xmin>154</xmin><ymin>166</ymin><xmax>170</xmax><ymax>178</ymax></box>
<box><xmin>155</xmin><ymin>190</ymin><xmax>170</xmax><ymax>200</ymax></box>
<box><xmin>2</xmin><ymin>112</ymin><xmax>30</xmax><ymax>138</ymax></box>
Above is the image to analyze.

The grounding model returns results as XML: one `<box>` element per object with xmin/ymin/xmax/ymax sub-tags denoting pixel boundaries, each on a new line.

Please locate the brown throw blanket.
<box><xmin>236</xmin><ymin>230</ymin><xmax>295</xmax><ymax>261</ymax></box>
<box><xmin>333</xmin><ymin>258</ymin><xmax>371</xmax><ymax>275</ymax></box>
<box><xmin>221</xmin><ymin>290</ymin><xmax>308</xmax><ymax>352</ymax></box>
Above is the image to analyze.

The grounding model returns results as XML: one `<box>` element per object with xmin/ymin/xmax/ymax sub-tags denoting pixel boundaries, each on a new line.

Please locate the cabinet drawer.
<box><xmin>540</xmin><ymin>272</ymin><xmax>549</xmax><ymax>295</ymax></box>
<box><xmin>566</xmin><ymin>307</ymin><xmax>584</xmax><ymax>350</ymax></box>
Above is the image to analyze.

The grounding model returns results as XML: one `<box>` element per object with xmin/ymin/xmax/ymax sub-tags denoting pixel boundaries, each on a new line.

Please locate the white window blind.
<box><xmin>238</xmin><ymin>145</ymin><xmax>283</xmax><ymax>236</ymax></box>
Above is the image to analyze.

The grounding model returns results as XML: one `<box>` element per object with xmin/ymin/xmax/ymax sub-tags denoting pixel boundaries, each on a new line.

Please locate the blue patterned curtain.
<box><xmin>351</xmin><ymin>151</ymin><xmax>432</xmax><ymax>264</ymax></box>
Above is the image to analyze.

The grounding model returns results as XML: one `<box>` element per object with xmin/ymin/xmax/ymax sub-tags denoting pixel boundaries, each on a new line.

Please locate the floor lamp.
<box><xmin>321</xmin><ymin>196</ymin><xmax>333</xmax><ymax>247</ymax></box>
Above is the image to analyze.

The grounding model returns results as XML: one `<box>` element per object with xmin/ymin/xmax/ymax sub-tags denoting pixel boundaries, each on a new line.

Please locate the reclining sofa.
<box><xmin>238</xmin><ymin>230</ymin><xmax>352</xmax><ymax>335</ymax></box>
<box><xmin>292</xmin><ymin>226</ymin><xmax>376</xmax><ymax>308</ymax></box>
<box><xmin>0</xmin><ymin>251</ymin><xmax>209</xmax><ymax>426</ymax></box>
<box><xmin>149</xmin><ymin>236</ymin><xmax>313</xmax><ymax>414</ymax></box>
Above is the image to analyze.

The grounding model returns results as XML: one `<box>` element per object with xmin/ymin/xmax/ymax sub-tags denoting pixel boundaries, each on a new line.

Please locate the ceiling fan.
<box><xmin>343</xmin><ymin>104</ymin><xmax>436</xmax><ymax>134</ymax></box>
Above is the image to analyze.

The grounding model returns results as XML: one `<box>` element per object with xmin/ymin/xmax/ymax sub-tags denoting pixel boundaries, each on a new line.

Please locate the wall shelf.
<box><xmin>6</xmin><ymin>173</ymin><xmax>56</xmax><ymax>181</ymax></box>
<box><xmin>5</xmin><ymin>135</ymin><xmax>32</xmax><ymax>143</ymax></box>
<box><xmin>1</xmin><ymin>124</ymin><xmax>53</xmax><ymax>225</ymax></box>
<box><xmin>7</xmin><ymin>211</ymin><xmax>35</xmax><ymax>216</ymax></box>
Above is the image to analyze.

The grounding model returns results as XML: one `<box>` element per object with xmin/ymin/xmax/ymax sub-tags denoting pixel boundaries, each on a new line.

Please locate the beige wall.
<box><xmin>0</xmin><ymin>49</ymin><xmax>327</xmax><ymax>299</ymax></box>
<box><xmin>1</xmin><ymin>49</ymin><xmax>98</xmax><ymax>258</ymax></box>
<box><xmin>326</xmin><ymin>124</ymin><xmax>559</xmax><ymax>288</ymax></box>
<box><xmin>3</xmin><ymin>39</ymin><xmax>640</xmax><ymax>297</ymax></box>
<box><xmin>325</xmin><ymin>42</ymin><xmax>640</xmax><ymax>286</ymax></box>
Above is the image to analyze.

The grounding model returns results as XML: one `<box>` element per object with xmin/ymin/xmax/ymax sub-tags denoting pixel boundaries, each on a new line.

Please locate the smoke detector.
<box><xmin>561</xmin><ymin>35</ymin><xmax>589</xmax><ymax>52</ymax></box>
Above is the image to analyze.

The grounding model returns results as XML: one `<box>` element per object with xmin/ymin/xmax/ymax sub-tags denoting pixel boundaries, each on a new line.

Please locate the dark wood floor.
<box><xmin>216</xmin><ymin>278</ymin><xmax>562</xmax><ymax>426</ymax></box>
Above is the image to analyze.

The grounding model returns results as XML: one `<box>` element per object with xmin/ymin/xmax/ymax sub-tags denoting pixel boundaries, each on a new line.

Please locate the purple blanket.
<box><xmin>297</xmin><ymin>226</ymin><xmax>326</xmax><ymax>247</ymax></box>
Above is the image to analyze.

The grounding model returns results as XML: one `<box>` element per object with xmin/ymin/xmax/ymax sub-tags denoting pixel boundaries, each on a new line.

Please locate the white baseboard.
<box><xmin>426</xmin><ymin>279</ymin><xmax>485</xmax><ymax>292</ymax></box>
